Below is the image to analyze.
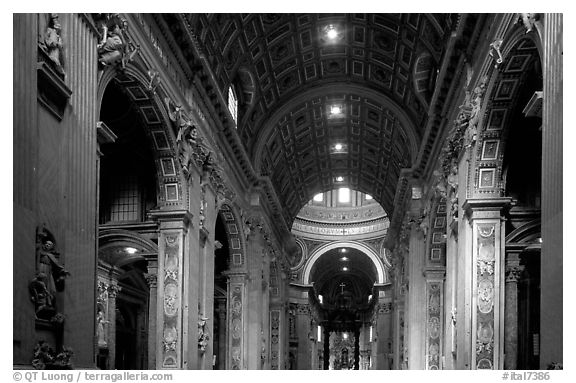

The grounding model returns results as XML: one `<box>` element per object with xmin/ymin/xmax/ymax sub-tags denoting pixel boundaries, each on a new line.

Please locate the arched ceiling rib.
<box><xmin>177</xmin><ymin>13</ymin><xmax>455</xmax><ymax>222</ymax></box>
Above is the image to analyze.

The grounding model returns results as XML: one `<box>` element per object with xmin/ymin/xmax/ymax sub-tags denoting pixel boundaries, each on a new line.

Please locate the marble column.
<box><xmin>374</xmin><ymin>300</ymin><xmax>392</xmax><ymax>369</ymax></box>
<box><xmin>198</xmin><ymin>184</ymin><xmax>218</xmax><ymax>369</ymax></box>
<box><xmin>463</xmin><ymin>198</ymin><xmax>510</xmax><ymax>370</ymax></box>
<box><xmin>295</xmin><ymin>303</ymin><xmax>312</xmax><ymax>370</ymax></box>
<box><xmin>144</xmin><ymin>262</ymin><xmax>158</xmax><ymax>370</ymax></box>
<box><xmin>354</xmin><ymin>327</ymin><xmax>360</xmax><ymax>370</ymax></box>
<box><xmin>424</xmin><ymin>271</ymin><xmax>445</xmax><ymax>370</ymax></box>
<box><xmin>244</xmin><ymin>229</ymin><xmax>266</xmax><ymax>369</ymax></box>
<box><xmin>540</xmin><ymin>13</ymin><xmax>563</xmax><ymax>369</ymax></box>
<box><xmin>226</xmin><ymin>271</ymin><xmax>247</xmax><ymax>369</ymax></box>
<box><xmin>150</xmin><ymin>210</ymin><xmax>193</xmax><ymax>369</ymax></box>
<box><xmin>216</xmin><ymin>299</ymin><xmax>227</xmax><ymax>369</ymax></box>
<box><xmin>406</xmin><ymin>223</ymin><xmax>427</xmax><ymax>369</ymax></box>
<box><xmin>504</xmin><ymin>250</ymin><xmax>523</xmax><ymax>369</ymax></box>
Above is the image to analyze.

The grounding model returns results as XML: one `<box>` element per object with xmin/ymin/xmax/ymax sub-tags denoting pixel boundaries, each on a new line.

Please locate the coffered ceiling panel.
<box><xmin>175</xmin><ymin>13</ymin><xmax>455</xmax><ymax>222</ymax></box>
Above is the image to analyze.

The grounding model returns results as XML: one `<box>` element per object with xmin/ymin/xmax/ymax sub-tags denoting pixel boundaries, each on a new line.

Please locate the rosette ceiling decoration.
<box><xmin>165</xmin><ymin>13</ymin><xmax>459</xmax><ymax>224</ymax></box>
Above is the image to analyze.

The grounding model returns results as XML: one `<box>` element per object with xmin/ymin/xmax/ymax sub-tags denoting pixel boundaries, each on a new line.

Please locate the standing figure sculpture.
<box><xmin>29</xmin><ymin>226</ymin><xmax>70</xmax><ymax>319</ymax></box>
<box><xmin>98</xmin><ymin>22</ymin><xmax>126</xmax><ymax>66</ymax></box>
<box><xmin>43</xmin><ymin>14</ymin><xmax>64</xmax><ymax>73</ymax></box>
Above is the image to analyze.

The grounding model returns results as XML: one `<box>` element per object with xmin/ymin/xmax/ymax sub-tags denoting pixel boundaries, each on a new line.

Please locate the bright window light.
<box><xmin>368</xmin><ymin>294</ymin><xmax>372</xmax><ymax>302</ymax></box>
<box><xmin>343</xmin><ymin>332</ymin><xmax>348</xmax><ymax>339</ymax></box>
<box><xmin>338</xmin><ymin>187</ymin><xmax>350</xmax><ymax>203</ymax></box>
<box><xmin>313</xmin><ymin>193</ymin><xmax>323</xmax><ymax>202</ymax></box>
<box><xmin>365</xmin><ymin>194</ymin><xmax>373</xmax><ymax>200</ymax></box>
<box><xmin>228</xmin><ymin>86</ymin><xmax>238</xmax><ymax>125</ymax></box>
<box><xmin>369</xmin><ymin>326</ymin><xmax>373</xmax><ymax>342</ymax></box>
<box><xmin>318</xmin><ymin>325</ymin><xmax>322</xmax><ymax>342</ymax></box>
<box><xmin>342</xmin><ymin>266</ymin><xmax>349</xmax><ymax>271</ymax></box>
<box><xmin>318</xmin><ymin>294</ymin><xmax>323</xmax><ymax>304</ymax></box>
<box><xmin>335</xmin><ymin>176</ymin><xmax>344</xmax><ymax>182</ymax></box>
<box><xmin>326</xmin><ymin>25</ymin><xmax>338</xmax><ymax>40</ymax></box>
<box><xmin>330</xmin><ymin>105</ymin><xmax>342</xmax><ymax>115</ymax></box>
<box><xmin>340</xmin><ymin>248</ymin><xmax>347</xmax><ymax>253</ymax></box>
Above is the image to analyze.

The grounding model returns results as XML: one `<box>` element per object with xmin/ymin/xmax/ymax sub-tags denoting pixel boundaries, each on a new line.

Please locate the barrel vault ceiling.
<box><xmin>166</xmin><ymin>13</ymin><xmax>457</xmax><ymax>222</ymax></box>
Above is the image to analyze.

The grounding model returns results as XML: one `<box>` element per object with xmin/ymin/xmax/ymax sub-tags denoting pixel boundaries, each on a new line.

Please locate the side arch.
<box><xmin>96</xmin><ymin>63</ymin><xmax>188</xmax><ymax>210</ymax></box>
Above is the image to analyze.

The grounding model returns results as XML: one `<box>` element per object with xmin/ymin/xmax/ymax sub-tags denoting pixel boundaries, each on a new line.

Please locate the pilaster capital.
<box><xmin>144</xmin><ymin>272</ymin><xmax>158</xmax><ymax>288</ymax></box>
<box><xmin>223</xmin><ymin>270</ymin><xmax>248</xmax><ymax>284</ymax></box>
<box><xmin>505</xmin><ymin>264</ymin><xmax>524</xmax><ymax>283</ymax></box>
<box><xmin>149</xmin><ymin>209</ymin><xmax>194</xmax><ymax>229</ymax></box>
<box><xmin>463</xmin><ymin>197</ymin><xmax>512</xmax><ymax>221</ymax></box>
<box><xmin>107</xmin><ymin>283</ymin><xmax>122</xmax><ymax>298</ymax></box>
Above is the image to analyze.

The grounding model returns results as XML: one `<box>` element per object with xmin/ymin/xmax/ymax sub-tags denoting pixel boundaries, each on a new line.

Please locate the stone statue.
<box><xmin>489</xmin><ymin>38</ymin><xmax>504</xmax><ymax>67</ymax></box>
<box><xmin>96</xmin><ymin>307</ymin><xmax>109</xmax><ymax>347</ymax></box>
<box><xmin>36</xmin><ymin>227</ymin><xmax>69</xmax><ymax>294</ymax></box>
<box><xmin>465</xmin><ymin>77</ymin><xmax>488</xmax><ymax>148</ymax></box>
<box><xmin>43</xmin><ymin>14</ymin><xmax>64</xmax><ymax>73</ymax></box>
<box><xmin>519</xmin><ymin>13</ymin><xmax>539</xmax><ymax>33</ymax></box>
<box><xmin>98</xmin><ymin>22</ymin><xmax>126</xmax><ymax>66</ymax></box>
<box><xmin>28</xmin><ymin>273</ymin><xmax>54</xmax><ymax>319</ymax></box>
<box><xmin>97</xmin><ymin>15</ymin><xmax>137</xmax><ymax>67</ymax></box>
<box><xmin>165</xmin><ymin>97</ymin><xmax>198</xmax><ymax>174</ymax></box>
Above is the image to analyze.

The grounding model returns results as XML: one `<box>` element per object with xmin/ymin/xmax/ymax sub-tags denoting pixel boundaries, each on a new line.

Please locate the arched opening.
<box><xmin>213</xmin><ymin>213</ymin><xmax>230</xmax><ymax>370</ymax></box>
<box><xmin>289</xmin><ymin>188</ymin><xmax>390</xmax><ymax>370</ymax></box>
<box><xmin>96</xmin><ymin>74</ymin><xmax>163</xmax><ymax>370</ymax></box>
<box><xmin>99</xmin><ymin>80</ymin><xmax>157</xmax><ymax>224</ymax></box>
<box><xmin>487</xmin><ymin>35</ymin><xmax>543</xmax><ymax>370</ymax></box>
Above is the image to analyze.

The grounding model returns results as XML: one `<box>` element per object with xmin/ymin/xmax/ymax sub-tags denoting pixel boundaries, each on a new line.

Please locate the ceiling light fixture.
<box><xmin>340</xmin><ymin>256</ymin><xmax>349</xmax><ymax>261</ymax></box>
<box><xmin>330</xmin><ymin>105</ymin><xmax>342</xmax><ymax>115</ymax></box>
<box><xmin>124</xmin><ymin>247</ymin><xmax>138</xmax><ymax>254</ymax></box>
<box><xmin>336</xmin><ymin>176</ymin><xmax>344</xmax><ymax>182</ymax></box>
<box><xmin>340</xmin><ymin>248</ymin><xmax>347</xmax><ymax>253</ymax></box>
<box><xmin>334</xmin><ymin>143</ymin><xmax>343</xmax><ymax>150</ymax></box>
<box><xmin>342</xmin><ymin>266</ymin><xmax>349</xmax><ymax>271</ymax></box>
<box><xmin>326</xmin><ymin>24</ymin><xmax>338</xmax><ymax>40</ymax></box>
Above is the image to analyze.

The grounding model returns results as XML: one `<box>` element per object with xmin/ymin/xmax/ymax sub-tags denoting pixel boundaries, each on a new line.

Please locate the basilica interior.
<box><xmin>13</xmin><ymin>13</ymin><xmax>563</xmax><ymax>370</ymax></box>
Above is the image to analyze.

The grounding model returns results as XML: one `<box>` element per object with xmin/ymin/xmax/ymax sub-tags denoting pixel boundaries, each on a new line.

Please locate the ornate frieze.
<box><xmin>292</xmin><ymin>216</ymin><xmax>389</xmax><ymax>238</ymax></box>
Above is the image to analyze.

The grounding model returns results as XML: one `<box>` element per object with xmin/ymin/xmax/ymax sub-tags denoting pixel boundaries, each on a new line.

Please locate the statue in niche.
<box><xmin>41</xmin><ymin>14</ymin><xmax>64</xmax><ymax>73</ymax></box>
<box><xmin>30</xmin><ymin>226</ymin><xmax>69</xmax><ymax>319</ymax></box>
<box><xmin>29</xmin><ymin>273</ymin><xmax>54</xmax><ymax>319</ymax></box>
<box><xmin>96</xmin><ymin>306</ymin><xmax>109</xmax><ymax>347</ymax></box>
